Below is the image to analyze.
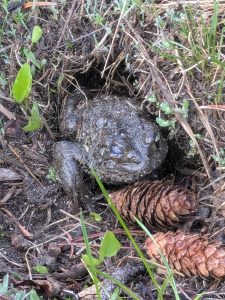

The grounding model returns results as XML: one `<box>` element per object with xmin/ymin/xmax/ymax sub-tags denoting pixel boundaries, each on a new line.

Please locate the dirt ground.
<box><xmin>1</xmin><ymin>1</ymin><xmax>225</xmax><ymax>299</ymax></box>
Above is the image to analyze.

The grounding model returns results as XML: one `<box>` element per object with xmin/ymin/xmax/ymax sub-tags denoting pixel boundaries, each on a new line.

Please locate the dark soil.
<box><xmin>1</xmin><ymin>1</ymin><xmax>225</xmax><ymax>300</ymax></box>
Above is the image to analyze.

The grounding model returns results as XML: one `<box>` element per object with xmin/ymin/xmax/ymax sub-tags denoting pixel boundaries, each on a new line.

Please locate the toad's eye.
<box><xmin>110</xmin><ymin>145</ymin><xmax>124</xmax><ymax>158</ymax></box>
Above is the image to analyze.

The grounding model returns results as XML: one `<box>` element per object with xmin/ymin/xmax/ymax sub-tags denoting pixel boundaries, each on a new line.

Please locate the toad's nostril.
<box><xmin>127</xmin><ymin>151</ymin><xmax>142</xmax><ymax>164</ymax></box>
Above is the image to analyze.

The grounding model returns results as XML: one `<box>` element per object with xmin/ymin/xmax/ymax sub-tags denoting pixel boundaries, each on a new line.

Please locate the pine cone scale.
<box><xmin>110</xmin><ymin>180</ymin><xmax>197</xmax><ymax>230</ymax></box>
<box><xmin>145</xmin><ymin>231</ymin><xmax>225</xmax><ymax>278</ymax></box>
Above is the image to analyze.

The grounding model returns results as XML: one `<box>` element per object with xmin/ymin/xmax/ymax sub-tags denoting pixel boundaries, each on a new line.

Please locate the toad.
<box><xmin>54</xmin><ymin>92</ymin><xmax>168</xmax><ymax>199</ymax></box>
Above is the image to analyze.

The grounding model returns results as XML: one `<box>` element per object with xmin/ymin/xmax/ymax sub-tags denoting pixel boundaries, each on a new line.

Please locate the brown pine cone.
<box><xmin>110</xmin><ymin>180</ymin><xmax>197</xmax><ymax>230</ymax></box>
<box><xmin>145</xmin><ymin>230</ymin><xmax>225</xmax><ymax>278</ymax></box>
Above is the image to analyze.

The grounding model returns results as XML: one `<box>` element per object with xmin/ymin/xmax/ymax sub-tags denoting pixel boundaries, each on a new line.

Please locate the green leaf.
<box><xmin>33</xmin><ymin>265</ymin><xmax>48</xmax><ymax>274</ymax></box>
<box><xmin>147</xmin><ymin>94</ymin><xmax>157</xmax><ymax>103</ymax></box>
<box><xmin>90</xmin><ymin>212</ymin><xmax>102</xmax><ymax>222</ymax></box>
<box><xmin>193</xmin><ymin>292</ymin><xmax>205</xmax><ymax>300</ymax></box>
<box><xmin>182</xmin><ymin>99</ymin><xmax>189</xmax><ymax>110</ymax></box>
<box><xmin>99</xmin><ymin>231</ymin><xmax>121</xmax><ymax>261</ymax></box>
<box><xmin>82</xmin><ymin>254</ymin><xmax>101</xmax><ymax>267</ymax></box>
<box><xmin>160</xmin><ymin>102</ymin><xmax>173</xmax><ymax>115</ymax></box>
<box><xmin>32</xmin><ymin>25</ymin><xmax>43</xmax><ymax>44</ymax></box>
<box><xmin>0</xmin><ymin>274</ymin><xmax>9</xmax><ymax>295</ymax></box>
<box><xmin>14</xmin><ymin>290</ymin><xmax>27</xmax><ymax>300</ymax></box>
<box><xmin>24</xmin><ymin>49</ymin><xmax>40</xmax><ymax>69</ymax></box>
<box><xmin>91</xmin><ymin>169</ymin><xmax>160</xmax><ymax>292</ymax></box>
<box><xmin>46</xmin><ymin>166</ymin><xmax>57</xmax><ymax>182</ymax></box>
<box><xmin>12</xmin><ymin>63</ymin><xmax>32</xmax><ymax>103</ymax></box>
<box><xmin>110</xmin><ymin>287</ymin><xmax>120</xmax><ymax>300</ymax></box>
<box><xmin>40</xmin><ymin>59</ymin><xmax>47</xmax><ymax>68</ymax></box>
<box><xmin>157</xmin><ymin>273</ymin><xmax>174</xmax><ymax>300</ymax></box>
<box><xmin>29</xmin><ymin>289</ymin><xmax>41</xmax><ymax>300</ymax></box>
<box><xmin>23</xmin><ymin>102</ymin><xmax>42</xmax><ymax>132</ymax></box>
<box><xmin>156</xmin><ymin>117</ymin><xmax>175</xmax><ymax>128</ymax></box>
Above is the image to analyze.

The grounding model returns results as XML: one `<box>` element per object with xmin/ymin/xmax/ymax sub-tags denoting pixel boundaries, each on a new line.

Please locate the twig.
<box><xmin>0</xmin><ymin>208</ymin><xmax>33</xmax><ymax>239</ymax></box>
<box><xmin>41</xmin><ymin>115</ymin><xmax>55</xmax><ymax>140</ymax></box>
<box><xmin>0</xmin><ymin>186</ymin><xmax>16</xmax><ymax>206</ymax></box>
<box><xmin>101</xmin><ymin>0</ymin><xmax>135</xmax><ymax>77</ymax></box>
<box><xmin>0</xmin><ymin>93</ymin><xmax>14</xmax><ymax>102</ymax></box>
<box><xmin>0</xmin><ymin>103</ymin><xmax>16</xmax><ymax>120</ymax></box>
<box><xmin>0</xmin><ymin>250</ymin><xmax>25</xmax><ymax>268</ymax></box>
<box><xmin>25</xmin><ymin>224</ymin><xmax>81</xmax><ymax>279</ymax></box>
<box><xmin>60</xmin><ymin>209</ymin><xmax>101</xmax><ymax>230</ymax></box>
<box><xmin>8</xmin><ymin>144</ymin><xmax>43</xmax><ymax>186</ymax></box>
<box><xmin>43</xmin><ymin>217</ymin><xmax>70</xmax><ymax>230</ymax></box>
<box><xmin>22</xmin><ymin>1</ymin><xmax>58</xmax><ymax>10</ymax></box>
<box><xmin>200</xmin><ymin>105</ymin><xmax>225</xmax><ymax>111</ymax></box>
<box><xmin>0</xmin><ymin>45</ymin><xmax>13</xmax><ymax>53</ymax></box>
<box><xmin>153</xmin><ymin>0</ymin><xmax>225</xmax><ymax>10</ymax></box>
<box><xmin>56</xmin><ymin>0</ymin><xmax>78</xmax><ymax>48</ymax></box>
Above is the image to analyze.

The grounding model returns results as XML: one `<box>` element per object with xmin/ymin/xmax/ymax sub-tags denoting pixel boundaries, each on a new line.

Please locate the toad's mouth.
<box><xmin>119</xmin><ymin>160</ymin><xmax>146</xmax><ymax>172</ymax></box>
<box><xmin>105</xmin><ymin>157</ymin><xmax>146</xmax><ymax>173</ymax></box>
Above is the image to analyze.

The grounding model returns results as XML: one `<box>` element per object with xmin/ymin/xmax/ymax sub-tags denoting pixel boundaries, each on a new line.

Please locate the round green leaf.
<box><xmin>99</xmin><ymin>231</ymin><xmax>121</xmax><ymax>261</ymax></box>
<box><xmin>90</xmin><ymin>212</ymin><xmax>102</xmax><ymax>222</ymax></box>
<box><xmin>33</xmin><ymin>265</ymin><xmax>48</xmax><ymax>274</ymax></box>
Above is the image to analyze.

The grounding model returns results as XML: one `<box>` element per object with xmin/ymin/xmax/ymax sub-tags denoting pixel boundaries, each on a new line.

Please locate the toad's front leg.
<box><xmin>54</xmin><ymin>141</ymin><xmax>87</xmax><ymax>211</ymax></box>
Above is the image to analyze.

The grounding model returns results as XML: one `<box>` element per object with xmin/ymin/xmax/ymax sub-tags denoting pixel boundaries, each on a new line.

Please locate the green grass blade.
<box><xmin>134</xmin><ymin>217</ymin><xmax>180</xmax><ymax>300</ymax></box>
<box><xmin>0</xmin><ymin>273</ymin><xmax>9</xmax><ymax>295</ymax></box>
<box><xmin>218</xmin><ymin>27</ymin><xmax>225</xmax><ymax>59</ymax></box>
<box><xmin>80</xmin><ymin>211</ymin><xmax>101</xmax><ymax>299</ymax></box>
<box><xmin>209</xmin><ymin>0</ymin><xmax>219</xmax><ymax>56</ymax></box>
<box><xmin>216</xmin><ymin>69</ymin><xmax>225</xmax><ymax>104</ymax></box>
<box><xmin>157</xmin><ymin>273</ymin><xmax>175</xmax><ymax>300</ymax></box>
<box><xmin>193</xmin><ymin>292</ymin><xmax>205</xmax><ymax>300</ymax></box>
<box><xmin>91</xmin><ymin>169</ymin><xmax>161</xmax><ymax>293</ymax></box>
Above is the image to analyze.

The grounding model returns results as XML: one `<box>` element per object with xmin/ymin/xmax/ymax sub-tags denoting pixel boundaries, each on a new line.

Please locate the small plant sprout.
<box><xmin>212</xmin><ymin>148</ymin><xmax>225</xmax><ymax>166</ymax></box>
<box><xmin>46</xmin><ymin>166</ymin><xmax>57</xmax><ymax>182</ymax></box>
<box><xmin>33</xmin><ymin>265</ymin><xmax>48</xmax><ymax>274</ymax></box>
<box><xmin>0</xmin><ymin>274</ymin><xmax>42</xmax><ymax>299</ymax></box>
<box><xmin>82</xmin><ymin>230</ymin><xmax>121</xmax><ymax>267</ymax></box>
<box><xmin>23</xmin><ymin>25</ymin><xmax>46</xmax><ymax>70</ymax></box>
<box><xmin>31</xmin><ymin>25</ymin><xmax>43</xmax><ymax>45</ymax></box>
<box><xmin>180</xmin><ymin>99</ymin><xmax>189</xmax><ymax>119</ymax></box>
<box><xmin>160</xmin><ymin>102</ymin><xmax>173</xmax><ymax>115</ymax></box>
<box><xmin>156</xmin><ymin>117</ymin><xmax>176</xmax><ymax>129</ymax></box>
<box><xmin>90</xmin><ymin>212</ymin><xmax>102</xmax><ymax>222</ymax></box>
<box><xmin>23</xmin><ymin>49</ymin><xmax>44</xmax><ymax>70</ymax></box>
<box><xmin>187</xmin><ymin>134</ymin><xmax>202</xmax><ymax>157</ymax></box>
<box><xmin>22</xmin><ymin>102</ymin><xmax>42</xmax><ymax>132</ymax></box>
<box><xmin>146</xmin><ymin>93</ymin><xmax>158</xmax><ymax>103</ymax></box>
<box><xmin>94</xmin><ymin>13</ymin><xmax>105</xmax><ymax>26</ymax></box>
<box><xmin>11</xmin><ymin>23</ymin><xmax>45</xmax><ymax>133</ymax></box>
<box><xmin>12</xmin><ymin>64</ymin><xmax>43</xmax><ymax>132</ymax></box>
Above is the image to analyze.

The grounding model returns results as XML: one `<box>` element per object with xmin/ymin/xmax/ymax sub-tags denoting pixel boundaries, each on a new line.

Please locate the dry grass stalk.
<box><xmin>153</xmin><ymin>0</ymin><xmax>225</xmax><ymax>12</ymax></box>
